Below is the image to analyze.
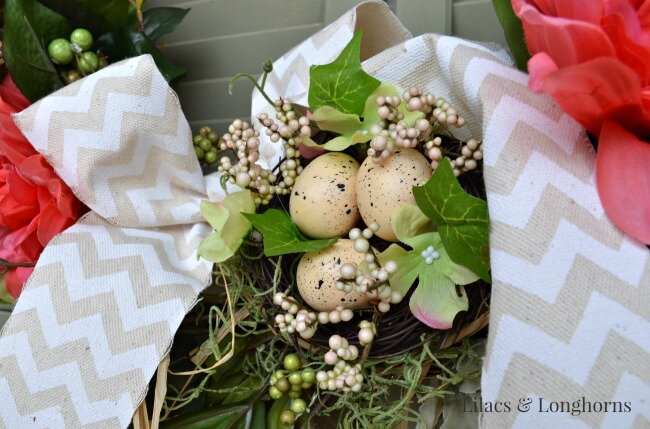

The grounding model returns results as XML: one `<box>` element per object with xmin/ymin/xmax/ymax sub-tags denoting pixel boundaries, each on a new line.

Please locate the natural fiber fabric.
<box><xmin>253</xmin><ymin>2</ymin><xmax>650</xmax><ymax>427</ymax></box>
<box><xmin>0</xmin><ymin>55</ymin><xmax>216</xmax><ymax>428</ymax></box>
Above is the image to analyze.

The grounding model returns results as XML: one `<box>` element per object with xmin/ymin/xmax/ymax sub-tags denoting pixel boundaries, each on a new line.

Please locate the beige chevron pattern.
<box><xmin>254</xmin><ymin>3</ymin><xmax>650</xmax><ymax>427</ymax></box>
<box><xmin>0</xmin><ymin>56</ymin><xmax>213</xmax><ymax>428</ymax></box>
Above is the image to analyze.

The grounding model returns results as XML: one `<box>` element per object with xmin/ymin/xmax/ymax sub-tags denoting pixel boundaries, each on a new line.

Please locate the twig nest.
<box><xmin>356</xmin><ymin>148</ymin><xmax>432</xmax><ymax>241</ymax></box>
<box><xmin>297</xmin><ymin>239</ymin><xmax>370</xmax><ymax>311</ymax></box>
<box><xmin>290</xmin><ymin>153</ymin><xmax>360</xmax><ymax>238</ymax></box>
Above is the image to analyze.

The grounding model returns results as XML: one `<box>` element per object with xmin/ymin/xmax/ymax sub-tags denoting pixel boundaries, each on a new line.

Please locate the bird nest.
<box><xmin>249</xmin><ymin>166</ymin><xmax>490</xmax><ymax>359</ymax></box>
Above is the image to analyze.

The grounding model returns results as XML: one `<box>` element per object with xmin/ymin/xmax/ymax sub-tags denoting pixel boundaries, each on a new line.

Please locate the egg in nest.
<box><xmin>290</xmin><ymin>153</ymin><xmax>360</xmax><ymax>238</ymax></box>
<box><xmin>356</xmin><ymin>148</ymin><xmax>432</xmax><ymax>242</ymax></box>
<box><xmin>296</xmin><ymin>239</ymin><xmax>370</xmax><ymax>311</ymax></box>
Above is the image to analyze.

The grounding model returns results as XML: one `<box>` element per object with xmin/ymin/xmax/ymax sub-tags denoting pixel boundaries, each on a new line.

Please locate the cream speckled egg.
<box><xmin>290</xmin><ymin>153</ymin><xmax>360</xmax><ymax>238</ymax></box>
<box><xmin>296</xmin><ymin>239</ymin><xmax>370</xmax><ymax>312</ymax></box>
<box><xmin>356</xmin><ymin>148</ymin><xmax>432</xmax><ymax>242</ymax></box>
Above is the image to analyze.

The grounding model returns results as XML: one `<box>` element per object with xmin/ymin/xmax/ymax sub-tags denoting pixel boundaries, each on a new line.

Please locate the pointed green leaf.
<box><xmin>413</xmin><ymin>158</ymin><xmax>491</xmax><ymax>282</ymax></box>
<box><xmin>308</xmin><ymin>31</ymin><xmax>381</xmax><ymax>115</ymax></box>
<box><xmin>143</xmin><ymin>7</ymin><xmax>190</xmax><ymax>42</ymax></box>
<box><xmin>0</xmin><ymin>274</ymin><xmax>16</xmax><ymax>305</ymax></box>
<box><xmin>198</xmin><ymin>232</ymin><xmax>235</xmax><ymax>263</ymax></box>
<box><xmin>243</xmin><ymin>209</ymin><xmax>337</xmax><ymax>257</ymax></box>
<box><xmin>4</xmin><ymin>0</ymin><xmax>70</xmax><ymax>101</ymax></box>
<box><xmin>492</xmin><ymin>0</ymin><xmax>531</xmax><ymax>71</ymax></box>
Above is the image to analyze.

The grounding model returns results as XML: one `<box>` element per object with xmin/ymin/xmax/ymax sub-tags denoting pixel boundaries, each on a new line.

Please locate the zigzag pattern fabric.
<box><xmin>252</xmin><ymin>2</ymin><xmax>650</xmax><ymax>427</ymax></box>
<box><xmin>0</xmin><ymin>55</ymin><xmax>215</xmax><ymax>428</ymax></box>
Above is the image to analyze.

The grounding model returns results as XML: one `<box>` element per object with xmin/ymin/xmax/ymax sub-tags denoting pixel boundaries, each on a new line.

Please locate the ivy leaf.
<box><xmin>4</xmin><ymin>0</ymin><xmax>70</xmax><ymax>101</ymax></box>
<box><xmin>308</xmin><ymin>31</ymin><xmax>380</xmax><ymax>116</ymax></box>
<box><xmin>143</xmin><ymin>7</ymin><xmax>190</xmax><ymax>42</ymax></box>
<box><xmin>391</xmin><ymin>204</ymin><xmax>435</xmax><ymax>247</ymax></box>
<box><xmin>310</xmin><ymin>84</ymin><xmax>423</xmax><ymax>151</ymax></box>
<box><xmin>377</xmin><ymin>232</ymin><xmax>476</xmax><ymax>329</ymax></box>
<box><xmin>198</xmin><ymin>190</ymin><xmax>256</xmax><ymax>263</ymax></box>
<box><xmin>413</xmin><ymin>158</ymin><xmax>491</xmax><ymax>282</ymax></box>
<box><xmin>243</xmin><ymin>209</ymin><xmax>337</xmax><ymax>257</ymax></box>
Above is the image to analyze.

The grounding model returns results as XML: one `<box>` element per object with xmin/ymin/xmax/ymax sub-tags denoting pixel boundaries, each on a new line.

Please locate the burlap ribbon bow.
<box><xmin>0</xmin><ymin>55</ymin><xmax>219</xmax><ymax>428</ymax></box>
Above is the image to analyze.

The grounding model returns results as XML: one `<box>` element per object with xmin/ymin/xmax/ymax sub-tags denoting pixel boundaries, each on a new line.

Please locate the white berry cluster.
<box><xmin>258</xmin><ymin>99</ymin><xmax>310</xmax><ymax>190</ymax></box>
<box><xmin>273</xmin><ymin>292</ymin><xmax>318</xmax><ymax>339</ymax></box>
<box><xmin>336</xmin><ymin>224</ymin><xmax>402</xmax><ymax>313</ymax></box>
<box><xmin>367</xmin><ymin>87</ymin><xmax>481</xmax><ymax>173</ymax></box>
<box><xmin>357</xmin><ymin>320</ymin><xmax>376</xmax><ymax>345</ymax></box>
<box><xmin>452</xmin><ymin>138</ymin><xmax>484</xmax><ymax>176</ymax></box>
<box><xmin>317</xmin><ymin>335</ymin><xmax>364</xmax><ymax>392</ymax></box>
<box><xmin>217</xmin><ymin>99</ymin><xmax>310</xmax><ymax>205</ymax></box>
<box><xmin>273</xmin><ymin>292</ymin><xmax>356</xmax><ymax>339</ymax></box>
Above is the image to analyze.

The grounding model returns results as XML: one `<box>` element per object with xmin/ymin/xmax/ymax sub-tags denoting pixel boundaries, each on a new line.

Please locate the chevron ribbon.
<box><xmin>0</xmin><ymin>55</ymin><xmax>220</xmax><ymax>428</ymax></box>
<box><xmin>253</xmin><ymin>2</ymin><xmax>650</xmax><ymax>427</ymax></box>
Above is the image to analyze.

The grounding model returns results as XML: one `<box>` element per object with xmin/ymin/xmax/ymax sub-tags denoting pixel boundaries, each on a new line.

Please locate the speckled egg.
<box><xmin>356</xmin><ymin>148</ymin><xmax>432</xmax><ymax>242</ymax></box>
<box><xmin>290</xmin><ymin>153</ymin><xmax>360</xmax><ymax>238</ymax></box>
<box><xmin>296</xmin><ymin>239</ymin><xmax>371</xmax><ymax>312</ymax></box>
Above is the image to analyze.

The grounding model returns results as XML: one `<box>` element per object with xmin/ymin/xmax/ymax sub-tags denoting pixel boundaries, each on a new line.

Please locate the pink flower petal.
<box><xmin>596</xmin><ymin>121</ymin><xmax>650</xmax><ymax>244</ymax></box>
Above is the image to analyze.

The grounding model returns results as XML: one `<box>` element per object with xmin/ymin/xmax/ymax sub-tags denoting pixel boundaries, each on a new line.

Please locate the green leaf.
<box><xmin>70</xmin><ymin>0</ymin><xmax>131</xmax><ymax>29</ymax></box>
<box><xmin>97</xmin><ymin>28</ymin><xmax>186</xmax><ymax>82</ymax></box>
<box><xmin>0</xmin><ymin>274</ymin><xmax>16</xmax><ymax>305</ymax></box>
<box><xmin>308</xmin><ymin>31</ymin><xmax>380</xmax><ymax>115</ymax></box>
<box><xmin>411</xmin><ymin>271</ymin><xmax>468</xmax><ymax>330</ymax></box>
<box><xmin>310</xmin><ymin>84</ymin><xmax>423</xmax><ymax>151</ymax></box>
<box><xmin>413</xmin><ymin>158</ymin><xmax>491</xmax><ymax>282</ymax></box>
<box><xmin>377</xmin><ymin>231</ymin><xmax>474</xmax><ymax>329</ymax></box>
<box><xmin>492</xmin><ymin>0</ymin><xmax>531</xmax><ymax>71</ymax></box>
<box><xmin>243</xmin><ymin>209</ymin><xmax>337</xmax><ymax>257</ymax></box>
<box><xmin>4</xmin><ymin>0</ymin><xmax>70</xmax><ymax>101</ymax></box>
<box><xmin>143</xmin><ymin>7</ymin><xmax>189</xmax><ymax>42</ymax></box>
<box><xmin>391</xmin><ymin>204</ymin><xmax>434</xmax><ymax>246</ymax></box>
<box><xmin>198</xmin><ymin>190</ymin><xmax>256</xmax><ymax>263</ymax></box>
<box><xmin>159</xmin><ymin>404</ymin><xmax>248</xmax><ymax>429</ymax></box>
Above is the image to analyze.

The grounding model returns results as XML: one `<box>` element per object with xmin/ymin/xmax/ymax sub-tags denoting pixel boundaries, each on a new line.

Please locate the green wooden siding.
<box><xmin>144</xmin><ymin>0</ymin><xmax>506</xmax><ymax>133</ymax></box>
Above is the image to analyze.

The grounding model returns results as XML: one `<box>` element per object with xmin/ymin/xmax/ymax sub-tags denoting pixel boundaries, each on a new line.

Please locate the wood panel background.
<box><xmin>146</xmin><ymin>0</ymin><xmax>508</xmax><ymax>134</ymax></box>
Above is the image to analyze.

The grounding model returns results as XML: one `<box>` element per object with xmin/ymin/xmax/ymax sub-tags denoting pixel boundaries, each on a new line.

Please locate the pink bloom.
<box><xmin>513</xmin><ymin>0</ymin><xmax>650</xmax><ymax>243</ymax></box>
<box><xmin>0</xmin><ymin>76</ymin><xmax>86</xmax><ymax>298</ymax></box>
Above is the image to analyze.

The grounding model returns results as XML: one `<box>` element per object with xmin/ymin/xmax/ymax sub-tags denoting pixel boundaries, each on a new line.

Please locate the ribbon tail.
<box><xmin>0</xmin><ymin>213</ymin><xmax>212</xmax><ymax>427</ymax></box>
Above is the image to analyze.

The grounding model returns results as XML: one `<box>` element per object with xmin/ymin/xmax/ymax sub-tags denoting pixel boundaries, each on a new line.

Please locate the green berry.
<box><xmin>64</xmin><ymin>70</ymin><xmax>81</xmax><ymax>84</ymax></box>
<box><xmin>199</xmin><ymin>138</ymin><xmax>212</xmax><ymax>152</ymax></box>
<box><xmin>301</xmin><ymin>382</ymin><xmax>311</xmax><ymax>389</ymax></box>
<box><xmin>208</xmin><ymin>132</ymin><xmax>219</xmax><ymax>143</ymax></box>
<box><xmin>291</xmin><ymin>384</ymin><xmax>302</xmax><ymax>392</ymax></box>
<box><xmin>70</xmin><ymin>28</ymin><xmax>93</xmax><ymax>51</ymax></box>
<box><xmin>48</xmin><ymin>38</ymin><xmax>73</xmax><ymax>65</ymax></box>
<box><xmin>301</xmin><ymin>370</ymin><xmax>315</xmax><ymax>384</ymax></box>
<box><xmin>98</xmin><ymin>56</ymin><xmax>109</xmax><ymax>69</ymax></box>
<box><xmin>204</xmin><ymin>150</ymin><xmax>217</xmax><ymax>165</ymax></box>
<box><xmin>280</xmin><ymin>410</ymin><xmax>296</xmax><ymax>426</ymax></box>
<box><xmin>200</xmin><ymin>126</ymin><xmax>212</xmax><ymax>137</ymax></box>
<box><xmin>289</xmin><ymin>390</ymin><xmax>301</xmax><ymax>399</ymax></box>
<box><xmin>269</xmin><ymin>386</ymin><xmax>283</xmax><ymax>400</ymax></box>
<box><xmin>275</xmin><ymin>378</ymin><xmax>290</xmax><ymax>393</ymax></box>
<box><xmin>290</xmin><ymin>398</ymin><xmax>307</xmax><ymax>414</ymax></box>
<box><xmin>194</xmin><ymin>146</ymin><xmax>204</xmax><ymax>160</ymax></box>
<box><xmin>77</xmin><ymin>51</ymin><xmax>99</xmax><ymax>74</ymax></box>
<box><xmin>283</xmin><ymin>354</ymin><xmax>301</xmax><ymax>372</ymax></box>
<box><xmin>193</xmin><ymin>135</ymin><xmax>202</xmax><ymax>145</ymax></box>
<box><xmin>288</xmin><ymin>373</ymin><xmax>302</xmax><ymax>386</ymax></box>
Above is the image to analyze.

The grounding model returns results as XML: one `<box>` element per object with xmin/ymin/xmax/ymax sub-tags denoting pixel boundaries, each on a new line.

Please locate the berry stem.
<box><xmin>229</xmin><ymin>72</ymin><xmax>275</xmax><ymax>106</ymax></box>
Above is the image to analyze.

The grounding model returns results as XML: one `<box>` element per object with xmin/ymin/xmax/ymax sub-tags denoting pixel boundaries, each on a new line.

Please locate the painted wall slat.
<box><xmin>143</xmin><ymin>0</ymin><xmax>508</xmax><ymax>135</ymax></box>
<box><xmin>396</xmin><ymin>0</ymin><xmax>451</xmax><ymax>36</ymax></box>
<box><xmin>154</xmin><ymin>0</ymin><xmax>324</xmax><ymax>44</ymax></box>
<box><xmin>452</xmin><ymin>0</ymin><xmax>507</xmax><ymax>45</ymax></box>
